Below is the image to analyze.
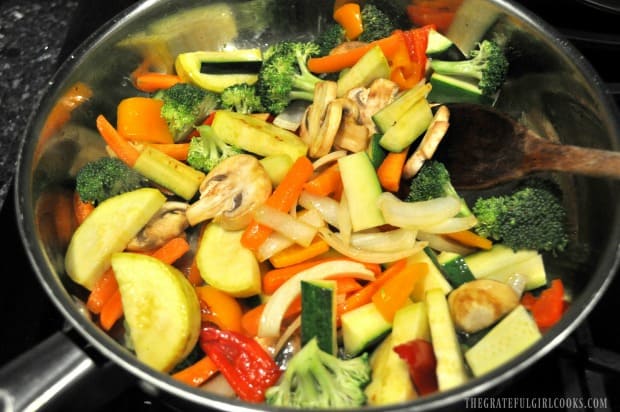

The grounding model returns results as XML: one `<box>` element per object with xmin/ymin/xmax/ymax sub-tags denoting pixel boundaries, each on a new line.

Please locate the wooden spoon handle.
<box><xmin>525</xmin><ymin>136</ymin><xmax>620</xmax><ymax>179</ymax></box>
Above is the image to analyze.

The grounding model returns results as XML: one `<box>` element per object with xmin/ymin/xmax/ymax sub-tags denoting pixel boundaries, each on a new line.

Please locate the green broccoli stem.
<box><xmin>430</xmin><ymin>60</ymin><xmax>484</xmax><ymax>80</ymax></box>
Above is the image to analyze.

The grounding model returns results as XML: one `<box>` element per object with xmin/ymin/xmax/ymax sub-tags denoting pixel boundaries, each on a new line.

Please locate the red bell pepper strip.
<box><xmin>393</xmin><ymin>339</ymin><xmax>438</xmax><ymax>396</ymax></box>
<box><xmin>522</xmin><ymin>278</ymin><xmax>565</xmax><ymax>330</ymax></box>
<box><xmin>200</xmin><ymin>327</ymin><xmax>281</xmax><ymax>402</ymax></box>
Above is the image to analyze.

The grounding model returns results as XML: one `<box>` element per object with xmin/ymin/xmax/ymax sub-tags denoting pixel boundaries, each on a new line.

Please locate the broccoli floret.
<box><xmin>256</xmin><ymin>41</ymin><xmax>322</xmax><ymax>114</ymax></box>
<box><xmin>315</xmin><ymin>23</ymin><xmax>346</xmax><ymax>56</ymax></box>
<box><xmin>75</xmin><ymin>157</ymin><xmax>149</xmax><ymax>205</ymax></box>
<box><xmin>365</xmin><ymin>0</ymin><xmax>411</xmax><ymax>30</ymax></box>
<box><xmin>358</xmin><ymin>3</ymin><xmax>397</xmax><ymax>43</ymax></box>
<box><xmin>154</xmin><ymin>83</ymin><xmax>220</xmax><ymax>142</ymax></box>
<box><xmin>265</xmin><ymin>338</ymin><xmax>371</xmax><ymax>408</ymax></box>
<box><xmin>220</xmin><ymin>83</ymin><xmax>265</xmax><ymax>114</ymax></box>
<box><xmin>472</xmin><ymin>179</ymin><xmax>569</xmax><ymax>254</ymax></box>
<box><xmin>406</xmin><ymin>160</ymin><xmax>472</xmax><ymax>216</ymax></box>
<box><xmin>430</xmin><ymin>39</ymin><xmax>509</xmax><ymax>96</ymax></box>
<box><xmin>186</xmin><ymin>125</ymin><xmax>243</xmax><ymax>172</ymax></box>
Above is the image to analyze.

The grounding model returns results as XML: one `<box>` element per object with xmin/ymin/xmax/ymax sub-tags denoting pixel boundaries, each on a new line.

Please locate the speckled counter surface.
<box><xmin>0</xmin><ymin>0</ymin><xmax>79</xmax><ymax>210</ymax></box>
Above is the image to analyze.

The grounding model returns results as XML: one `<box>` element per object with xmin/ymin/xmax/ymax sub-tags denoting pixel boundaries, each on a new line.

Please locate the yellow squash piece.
<box><xmin>111</xmin><ymin>253</ymin><xmax>201</xmax><ymax>372</ymax></box>
<box><xmin>195</xmin><ymin>221</ymin><xmax>261</xmax><ymax>297</ymax></box>
<box><xmin>65</xmin><ymin>188</ymin><xmax>166</xmax><ymax>290</ymax></box>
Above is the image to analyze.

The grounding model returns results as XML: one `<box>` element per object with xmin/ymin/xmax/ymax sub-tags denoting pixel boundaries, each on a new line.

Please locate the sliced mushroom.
<box><xmin>333</xmin><ymin>97</ymin><xmax>370</xmax><ymax>153</ymax></box>
<box><xmin>403</xmin><ymin>105</ymin><xmax>450</xmax><ymax>179</ymax></box>
<box><xmin>126</xmin><ymin>201</ymin><xmax>190</xmax><ymax>252</ymax></box>
<box><xmin>448</xmin><ymin>279</ymin><xmax>520</xmax><ymax>333</ymax></box>
<box><xmin>185</xmin><ymin>154</ymin><xmax>272</xmax><ymax>230</ymax></box>
<box><xmin>300</xmin><ymin>80</ymin><xmax>343</xmax><ymax>158</ymax></box>
<box><xmin>347</xmin><ymin>78</ymin><xmax>400</xmax><ymax>135</ymax></box>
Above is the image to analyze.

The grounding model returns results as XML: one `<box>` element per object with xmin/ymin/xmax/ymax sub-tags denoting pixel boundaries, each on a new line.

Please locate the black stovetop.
<box><xmin>1</xmin><ymin>1</ymin><xmax>619</xmax><ymax>411</ymax></box>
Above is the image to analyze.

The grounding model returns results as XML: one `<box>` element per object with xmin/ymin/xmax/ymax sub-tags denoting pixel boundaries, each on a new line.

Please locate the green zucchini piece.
<box><xmin>427</xmin><ymin>72</ymin><xmax>493</xmax><ymax>105</ymax></box>
<box><xmin>366</xmin><ymin>133</ymin><xmax>387</xmax><ymax>169</ymax></box>
<box><xmin>300</xmin><ymin>279</ymin><xmax>337</xmax><ymax>355</ymax></box>
<box><xmin>341</xmin><ymin>302</ymin><xmax>392</xmax><ymax>357</ymax></box>
<box><xmin>426</xmin><ymin>29</ymin><xmax>465</xmax><ymax>60</ymax></box>
<box><xmin>372</xmin><ymin>82</ymin><xmax>432</xmax><ymax>134</ymax></box>
<box><xmin>464</xmin><ymin>305</ymin><xmax>542</xmax><ymax>377</ymax></box>
<box><xmin>436</xmin><ymin>251</ymin><xmax>476</xmax><ymax>287</ymax></box>
<box><xmin>378</xmin><ymin>98</ymin><xmax>433</xmax><ymax>152</ymax></box>
<box><xmin>464</xmin><ymin>244</ymin><xmax>539</xmax><ymax>279</ymax></box>
<box><xmin>479</xmin><ymin>252</ymin><xmax>548</xmax><ymax>291</ymax></box>
<box><xmin>336</xmin><ymin>45</ymin><xmax>391</xmax><ymax>97</ymax></box>
<box><xmin>425</xmin><ymin>288</ymin><xmax>470</xmax><ymax>390</ymax></box>
<box><xmin>338</xmin><ymin>151</ymin><xmax>385</xmax><ymax>231</ymax></box>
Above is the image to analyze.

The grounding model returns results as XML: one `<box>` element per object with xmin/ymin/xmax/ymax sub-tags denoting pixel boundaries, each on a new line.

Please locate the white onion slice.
<box><xmin>312</xmin><ymin>150</ymin><xmax>347</xmax><ymax>170</ymax></box>
<box><xmin>318</xmin><ymin>226</ymin><xmax>427</xmax><ymax>264</ymax></box>
<box><xmin>417</xmin><ymin>231</ymin><xmax>476</xmax><ymax>255</ymax></box>
<box><xmin>258</xmin><ymin>260</ymin><xmax>375</xmax><ymax>337</ymax></box>
<box><xmin>416</xmin><ymin>215</ymin><xmax>478</xmax><ymax>234</ymax></box>
<box><xmin>253</xmin><ymin>204</ymin><xmax>318</xmax><ymax>247</ymax></box>
<box><xmin>350</xmin><ymin>228</ymin><xmax>418</xmax><ymax>252</ymax></box>
<box><xmin>298</xmin><ymin>190</ymin><xmax>340</xmax><ymax>228</ymax></box>
<box><xmin>377</xmin><ymin>192</ymin><xmax>461</xmax><ymax>228</ymax></box>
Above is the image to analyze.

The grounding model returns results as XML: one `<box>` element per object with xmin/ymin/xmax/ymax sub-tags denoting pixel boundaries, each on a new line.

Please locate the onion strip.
<box><xmin>258</xmin><ymin>260</ymin><xmax>375</xmax><ymax>337</ymax></box>
<box><xmin>298</xmin><ymin>190</ymin><xmax>340</xmax><ymax>228</ymax></box>
<box><xmin>253</xmin><ymin>204</ymin><xmax>318</xmax><ymax>247</ymax></box>
<box><xmin>417</xmin><ymin>231</ymin><xmax>475</xmax><ymax>255</ymax></box>
<box><xmin>416</xmin><ymin>215</ymin><xmax>478</xmax><ymax>234</ymax></box>
<box><xmin>377</xmin><ymin>192</ymin><xmax>461</xmax><ymax>228</ymax></box>
<box><xmin>350</xmin><ymin>228</ymin><xmax>418</xmax><ymax>252</ymax></box>
<box><xmin>318</xmin><ymin>226</ymin><xmax>428</xmax><ymax>263</ymax></box>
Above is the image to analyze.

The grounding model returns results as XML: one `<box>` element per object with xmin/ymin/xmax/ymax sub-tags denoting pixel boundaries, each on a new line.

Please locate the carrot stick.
<box><xmin>262</xmin><ymin>257</ymin><xmax>381</xmax><ymax>295</ymax></box>
<box><xmin>443</xmin><ymin>230</ymin><xmax>493</xmax><ymax>250</ymax></box>
<box><xmin>335</xmin><ymin>277</ymin><xmax>363</xmax><ymax>295</ymax></box>
<box><xmin>303</xmin><ymin>163</ymin><xmax>342</xmax><ymax>197</ymax></box>
<box><xmin>333</xmin><ymin>2</ymin><xmax>363</xmax><ymax>40</ymax></box>
<box><xmin>187</xmin><ymin>258</ymin><xmax>203</xmax><ymax>286</ymax></box>
<box><xmin>134</xmin><ymin>72</ymin><xmax>182</xmax><ymax>93</ymax></box>
<box><xmin>241</xmin><ymin>156</ymin><xmax>314</xmax><ymax>251</ymax></box>
<box><xmin>53</xmin><ymin>190</ymin><xmax>77</xmax><ymax>247</ymax></box>
<box><xmin>338</xmin><ymin>259</ymin><xmax>407</xmax><ymax>315</ymax></box>
<box><xmin>73</xmin><ymin>191</ymin><xmax>95</xmax><ymax>225</ymax></box>
<box><xmin>86</xmin><ymin>268</ymin><xmax>118</xmax><ymax>314</ymax></box>
<box><xmin>371</xmin><ymin>262</ymin><xmax>428</xmax><ymax>322</ymax></box>
<box><xmin>241</xmin><ymin>304</ymin><xmax>265</xmax><ymax>337</ymax></box>
<box><xmin>96</xmin><ymin>114</ymin><xmax>140</xmax><ymax>167</ymax></box>
<box><xmin>172</xmin><ymin>356</ymin><xmax>218</xmax><ymax>387</ymax></box>
<box><xmin>146</xmin><ymin>142</ymin><xmax>190</xmax><ymax>161</ymax></box>
<box><xmin>149</xmin><ymin>236</ymin><xmax>190</xmax><ymax>265</ymax></box>
<box><xmin>308</xmin><ymin>32</ymin><xmax>402</xmax><ymax>73</ymax></box>
<box><xmin>99</xmin><ymin>289</ymin><xmax>123</xmax><ymax>331</ymax></box>
<box><xmin>377</xmin><ymin>147</ymin><xmax>409</xmax><ymax>192</ymax></box>
<box><xmin>268</xmin><ymin>238</ymin><xmax>330</xmax><ymax>268</ymax></box>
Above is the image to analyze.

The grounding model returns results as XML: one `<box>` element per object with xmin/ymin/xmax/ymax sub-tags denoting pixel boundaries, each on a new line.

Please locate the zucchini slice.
<box><xmin>300</xmin><ymin>280</ymin><xmax>337</xmax><ymax>354</ymax></box>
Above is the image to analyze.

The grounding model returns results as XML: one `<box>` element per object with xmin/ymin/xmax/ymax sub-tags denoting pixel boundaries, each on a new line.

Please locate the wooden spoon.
<box><xmin>433</xmin><ymin>103</ymin><xmax>620</xmax><ymax>190</ymax></box>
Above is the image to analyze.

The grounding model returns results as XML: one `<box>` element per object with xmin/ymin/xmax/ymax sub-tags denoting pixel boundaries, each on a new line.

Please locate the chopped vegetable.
<box><xmin>117</xmin><ymin>97</ymin><xmax>175</xmax><ymax>144</ymax></box>
<box><xmin>241</xmin><ymin>156</ymin><xmax>314</xmax><ymax>251</ymax></box>
<box><xmin>186</xmin><ymin>125</ymin><xmax>243</xmax><ymax>172</ymax></box>
<box><xmin>200</xmin><ymin>327</ymin><xmax>281</xmax><ymax>403</ymax></box>
<box><xmin>472</xmin><ymin>178</ymin><xmax>569</xmax><ymax>254</ymax></box>
<box><xmin>522</xmin><ymin>278</ymin><xmax>565</xmax><ymax>330</ymax></box>
<box><xmin>153</xmin><ymin>83</ymin><xmax>220</xmax><ymax>142</ymax></box>
<box><xmin>429</xmin><ymin>39</ymin><xmax>509</xmax><ymax>97</ymax></box>
<box><xmin>256</xmin><ymin>41</ymin><xmax>323</xmax><ymax>114</ymax></box>
<box><xmin>333</xmin><ymin>2</ymin><xmax>364</xmax><ymax>40</ymax></box>
<box><xmin>393</xmin><ymin>339</ymin><xmax>438</xmax><ymax>396</ymax></box>
<box><xmin>133</xmin><ymin>72</ymin><xmax>182</xmax><ymax>93</ymax></box>
<box><xmin>377</xmin><ymin>147</ymin><xmax>409</xmax><ymax>192</ymax></box>
<box><xmin>265</xmin><ymin>338</ymin><xmax>371</xmax><ymax>408</ymax></box>
<box><xmin>219</xmin><ymin>83</ymin><xmax>265</xmax><ymax>114</ymax></box>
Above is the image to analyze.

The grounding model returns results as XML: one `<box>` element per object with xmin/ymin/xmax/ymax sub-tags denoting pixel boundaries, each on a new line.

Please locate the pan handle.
<box><xmin>0</xmin><ymin>330</ymin><xmax>133</xmax><ymax>411</ymax></box>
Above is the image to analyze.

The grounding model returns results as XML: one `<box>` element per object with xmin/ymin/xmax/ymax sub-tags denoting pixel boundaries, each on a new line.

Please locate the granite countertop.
<box><xmin>0</xmin><ymin>0</ymin><xmax>79</xmax><ymax>211</ymax></box>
